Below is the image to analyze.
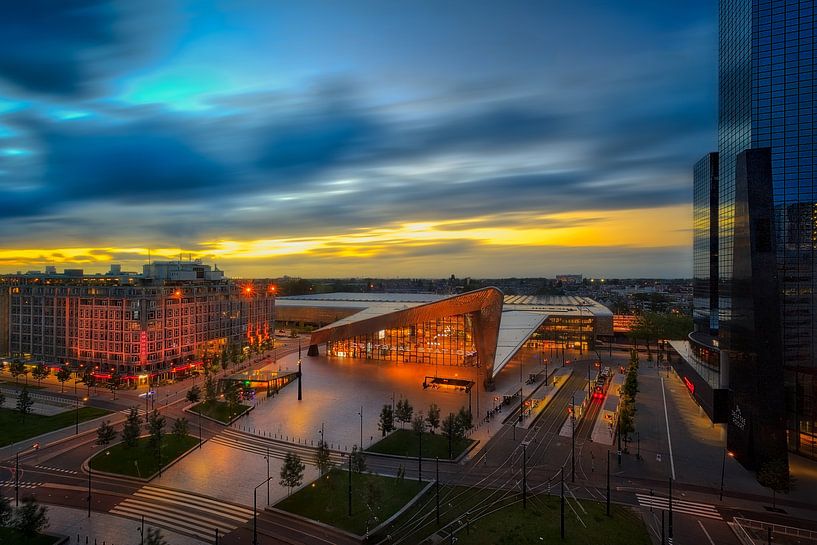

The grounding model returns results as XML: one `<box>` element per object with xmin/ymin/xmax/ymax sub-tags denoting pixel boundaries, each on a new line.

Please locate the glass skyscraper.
<box><xmin>719</xmin><ymin>0</ymin><xmax>816</xmax><ymax>459</ymax></box>
<box><xmin>694</xmin><ymin>152</ymin><xmax>720</xmax><ymax>336</ymax></box>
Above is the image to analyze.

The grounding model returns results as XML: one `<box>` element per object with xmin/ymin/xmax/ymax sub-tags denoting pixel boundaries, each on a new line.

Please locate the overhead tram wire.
<box><xmin>385</xmin><ymin>373</ymin><xmax>585</xmax><ymax>544</ymax></box>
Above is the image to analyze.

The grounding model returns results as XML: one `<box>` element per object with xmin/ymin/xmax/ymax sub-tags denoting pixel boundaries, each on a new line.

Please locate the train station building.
<box><xmin>276</xmin><ymin>288</ymin><xmax>613</xmax><ymax>389</ymax></box>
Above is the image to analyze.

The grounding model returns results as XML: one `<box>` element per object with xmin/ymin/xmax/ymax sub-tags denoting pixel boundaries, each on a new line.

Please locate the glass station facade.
<box><xmin>327</xmin><ymin>315</ymin><xmax>478</xmax><ymax>366</ymax></box>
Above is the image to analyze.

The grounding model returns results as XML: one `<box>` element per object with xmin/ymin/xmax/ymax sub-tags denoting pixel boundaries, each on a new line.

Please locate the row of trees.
<box><xmin>628</xmin><ymin>312</ymin><xmax>693</xmax><ymax>359</ymax></box>
<box><xmin>617</xmin><ymin>350</ymin><xmax>639</xmax><ymax>443</ymax></box>
<box><xmin>377</xmin><ymin>401</ymin><xmax>472</xmax><ymax>438</ymax></box>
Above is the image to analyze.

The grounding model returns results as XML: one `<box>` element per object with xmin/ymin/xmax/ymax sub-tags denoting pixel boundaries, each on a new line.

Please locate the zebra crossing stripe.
<box><xmin>134</xmin><ymin>487</ymin><xmax>253</xmax><ymax>521</ymax></box>
<box><xmin>635</xmin><ymin>494</ymin><xmax>722</xmax><ymax>521</ymax></box>
<box><xmin>0</xmin><ymin>481</ymin><xmax>42</xmax><ymax>489</ymax></box>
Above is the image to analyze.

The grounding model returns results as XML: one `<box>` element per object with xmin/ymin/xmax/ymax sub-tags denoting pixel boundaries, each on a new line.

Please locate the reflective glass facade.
<box><xmin>327</xmin><ymin>315</ymin><xmax>477</xmax><ymax>367</ymax></box>
<box><xmin>719</xmin><ymin>0</ymin><xmax>817</xmax><ymax>458</ymax></box>
<box><xmin>694</xmin><ymin>153</ymin><xmax>720</xmax><ymax>335</ymax></box>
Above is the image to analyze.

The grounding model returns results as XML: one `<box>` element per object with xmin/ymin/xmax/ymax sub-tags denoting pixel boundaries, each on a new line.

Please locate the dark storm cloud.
<box><xmin>0</xmin><ymin>1</ymin><xmax>175</xmax><ymax>97</ymax></box>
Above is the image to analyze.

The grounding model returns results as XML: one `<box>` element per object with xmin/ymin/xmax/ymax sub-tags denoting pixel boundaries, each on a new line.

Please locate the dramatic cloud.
<box><xmin>0</xmin><ymin>1</ymin><xmax>716</xmax><ymax>277</ymax></box>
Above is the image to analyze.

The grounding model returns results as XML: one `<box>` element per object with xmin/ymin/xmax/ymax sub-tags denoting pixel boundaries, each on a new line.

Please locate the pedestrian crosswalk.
<box><xmin>636</xmin><ymin>493</ymin><xmax>722</xmax><ymax>521</ymax></box>
<box><xmin>109</xmin><ymin>484</ymin><xmax>254</xmax><ymax>541</ymax></box>
<box><xmin>209</xmin><ymin>428</ymin><xmax>345</xmax><ymax>464</ymax></box>
<box><xmin>35</xmin><ymin>465</ymin><xmax>78</xmax><ymax>475</ymax></box>
<box><xmin>0</xmin><ymin>480</ymin><xmax>42</xmax><ymax>489</ymax></box>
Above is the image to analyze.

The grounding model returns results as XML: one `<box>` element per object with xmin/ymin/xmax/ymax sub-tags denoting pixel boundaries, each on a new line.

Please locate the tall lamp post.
<box><xmin>358</xmin><ymin>406</ymin><xmax>363</xmax><ymax>449</ymax></box>
<box><xmin>253</xmin><ymin>476</ymin><xmax>274</xmax><ymax>545</ymax></box>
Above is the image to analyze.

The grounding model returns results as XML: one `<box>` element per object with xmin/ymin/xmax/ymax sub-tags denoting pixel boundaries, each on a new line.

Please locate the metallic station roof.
<box><xmin>278</xmin><ymin>291</ymin><xmax>611</xmax><ymax>379</ymax></box>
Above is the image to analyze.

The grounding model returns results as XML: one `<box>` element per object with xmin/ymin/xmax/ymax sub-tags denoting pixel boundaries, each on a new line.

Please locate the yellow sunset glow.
<box><xmin>0</xmin><ymin>205</ymin><xmax>690</xmax><ymax>271</ymax></box>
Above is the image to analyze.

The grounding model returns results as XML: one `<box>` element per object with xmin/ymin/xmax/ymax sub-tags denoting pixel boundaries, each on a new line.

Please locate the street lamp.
<box><xmin>253</xmin><ymin>476</ymin><xmax>274</xmax><ymax>545</ymax></box>
<box><xmin>358</xmin><ymin>406</ymin><xmax>363</xmax><ymax>449</ymax></box>
<box><xmin>720</xmin><ymin>449</ymin><xmax>734</xmax><ymax>501</ymax></box>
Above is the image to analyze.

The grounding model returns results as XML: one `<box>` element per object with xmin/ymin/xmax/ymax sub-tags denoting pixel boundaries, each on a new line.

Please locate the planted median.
<box><xmin>89</xmin><ymin>408</ymin><xmax>198</xmax><ymax>478</ymax></box>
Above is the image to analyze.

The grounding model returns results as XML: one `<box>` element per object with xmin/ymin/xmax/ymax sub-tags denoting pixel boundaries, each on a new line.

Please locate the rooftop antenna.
<box><xmin>148</xmin><ymin>249</ymin><xmax>151</xmax><ymax>265</ymax></box>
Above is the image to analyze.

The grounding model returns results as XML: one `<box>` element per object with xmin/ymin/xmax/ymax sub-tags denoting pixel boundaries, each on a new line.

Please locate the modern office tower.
<box><xmin>0</xmin><ymin>261</ymin><xmax>275</xmax><ymax>386</ymax></box>
<box><xmin>718</xmin><ymin>0</ymin><xmax>816</xmax><ymax>463</ymax></box>
<box><xmin>694</xmin><ymin>152</ymin><xmax>720</xmax><ymax>336</ymax></box>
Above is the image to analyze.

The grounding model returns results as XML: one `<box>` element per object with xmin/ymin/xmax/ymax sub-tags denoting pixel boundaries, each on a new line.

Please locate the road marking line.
<box><xmin>698</xmin><ymin>520</ymin><xmax>716</xmax><ymax>545</ymax></box>
<box><xmin>661</xmin><ymin>377</ymin><xmax>676</xmax><ymax>480</ymax></box>
<box><xmin>110</xmin><ymin>505</ymin><xmax>232</xmax><ymax>537</ymax></box>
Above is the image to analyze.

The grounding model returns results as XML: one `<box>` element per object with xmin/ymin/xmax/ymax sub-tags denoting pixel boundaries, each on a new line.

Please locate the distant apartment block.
<box><xmin>0</xmin><ymin>261</ymin><xmax>275</xmax><ymax>385</ymax></box>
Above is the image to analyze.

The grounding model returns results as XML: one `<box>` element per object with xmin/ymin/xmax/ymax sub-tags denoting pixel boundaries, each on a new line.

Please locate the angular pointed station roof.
<box><xmin>277</xmin><ymin>289</ymin><xmax>612</xmax><ymax>387</ymax></box>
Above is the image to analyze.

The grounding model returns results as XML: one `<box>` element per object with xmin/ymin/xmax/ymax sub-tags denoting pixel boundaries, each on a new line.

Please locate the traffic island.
<box><xmin>187</xmin><ymin>400</ymin><xmax>252</xmax><ymax>424</ymax></box>
<box><xmin>366</xmin><ymin>429</ymin><xmax>474</xmax><ymax>460</ymax></box>
<box><xmin>274</xmin><ymin>469</ymin><xmax>426</xmax><ymax>536</ymax></box>
<box><xmin>377</xmin><ymin>486</ymin><xmax>651</xmax><ymax>545</ymax></box>
<box><xmin>88</xmin><ymin>435</ymin><xmax>199</xmax><ymax>479</ymax></box>
<box><xmin>0</xmin><ymin>406</ymin><xmax>111</xmax><ymax>447</ymax></box>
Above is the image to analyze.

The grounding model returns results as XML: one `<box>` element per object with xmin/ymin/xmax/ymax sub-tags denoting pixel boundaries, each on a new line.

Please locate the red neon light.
<box><xmin>92</xmin><ymin>372</ymin><xmax>112</xmax><ymax>379</ymax></box>
<box><xmin>172</xmin><ymin>364</ymin><xmax>193</xmax><ymax>372</ymax></box>
<box><xmin>683</xmin><ymin>376</ymin><xmax>695</xmax><ymax>394</ymax></box>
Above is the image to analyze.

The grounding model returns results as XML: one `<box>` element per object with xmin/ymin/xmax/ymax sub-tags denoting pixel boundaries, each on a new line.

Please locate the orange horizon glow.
<box><xmin>0</xmin><ymin>204</ymin><xmax>690</xmax><ymax>275</ymax></box>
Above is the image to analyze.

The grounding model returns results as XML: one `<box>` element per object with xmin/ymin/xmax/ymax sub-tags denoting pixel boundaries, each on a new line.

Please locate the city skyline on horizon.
<box><xmin>0</xmin><ymin>1</ymin><xmax>717</xmax><ymax>278</ymax></box>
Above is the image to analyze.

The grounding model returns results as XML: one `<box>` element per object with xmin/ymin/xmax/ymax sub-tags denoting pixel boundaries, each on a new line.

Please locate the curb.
<box><xmin>82</xmin><ymin>434</ymin><xmax>202</xmax><ymax>482</ymax></box>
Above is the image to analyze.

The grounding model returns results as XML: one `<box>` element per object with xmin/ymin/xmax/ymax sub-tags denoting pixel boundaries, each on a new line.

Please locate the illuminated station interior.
<box><xmin>277</xmin><ymin>288</ymin><xmax>613</xmax><ymax>389</ymax></box>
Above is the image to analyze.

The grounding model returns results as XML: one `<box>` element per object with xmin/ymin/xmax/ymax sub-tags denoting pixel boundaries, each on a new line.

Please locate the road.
<box><xmin>3</xmin><ymin>346</ymin><xmax>817</xmax><ymax>544</ymax></box>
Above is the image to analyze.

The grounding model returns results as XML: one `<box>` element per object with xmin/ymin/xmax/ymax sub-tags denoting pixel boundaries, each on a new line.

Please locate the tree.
<box><xmin>364</xmin><ymin>478</ymin><xmax>383</xmax><ymax>517</ymax></box>
<box><xmin>757</xmin><ymin>457</ymin><xmax>791</xmax><ymax>509</ymax></box>
<box><xmin>454</xmin><ymin>407</ymin><xmax>472</xmax><ymax>438</ymax></box>
<box><xmin>412</xmin><ymin>413</ymin><xmax>426</xmax><ymax>436</ymax></box>
<box><xmin>12</xmin><ymin>497</ymin><xmax>49</xmax><ymax>538</ymax></box>
<box><xmin>173</xmin><ymin>417</ymin><xmax>189</xmax><ymax>438</ymax></box>
<box><xmin>95</xmin><ymin>420</ymin><xmax>116</xmax><ymax>446</ymax></box>
<box><xmin>0</xmin><ymin>495</ymin><xmax>12</xmax><ymax>527</ymax></box>
<box><xmin>350</xmin><ymin>445</ymin><xmax>367</xmax><ymax>474</ymax></box>
<box><xmin>16</xmin><ymin>386</ymin><xmax>33</xmax><ymax>418</ymax></box>
<box><xmin>122</xmin><ymin>407</ymin><xmax>142</xmax><ymax>448</ymax></box>
<box><xmin>279</xmin><ymin>452</ymin><xmax>305</xmax><ymax>496</ymax></box>
<box><xmin>31</xmin><ymin>364</ymin><xmax>49</xmax><ymax>387</ymax></box>
<box><xmin>148</xmin><ymin>410</ymin><xmax>166</xmax><ymax>463</ymax></box>
<box><xmin>9</xmin><ymin>361</ymin><xmax>25</xmax><ymax>384</ymax></box>
<box><xmin>426</xmin><ymin>403</ymin><xmax>441</xmax><ymax>434</ymax></box>
<box><xmin>224</xmin><ymin>380</ymin><xmax>241</xmax><ymax>416</ymax></box>
<box><xmin>204</xmin><ymin>375</ymin><xmax>217</xmax><ymax>403</ymax></box>
<box><xmin>186</xmin><ymin>385</ymin><xmax>201</xmax><ymax>404</ymax></box>
<box><xmin>315</xmin><ymin>439</ymin><xmax>332</xmax><ymax>476</ymax></box>
<box><xmin>221</xmin><ymin>346</ymin><xmax>229</xmax><ymax>371</ymax></box>
<box><xmin>441</xmin><ymin>413</ymin><xmax>457</xmax><ymax>458</ymax></box>
<box><xmin>0</xmin><ymin>388</ymin><xmax>5</xmax><ymax>408</ymax></box>
<box><xmin>56</xmin><ymin>366</ymin><xmax>71</xmax><ymax>393</ymax></box>
<box><xmin>395</xmin><ymin>398</ymin><xmax>413</xmax><ymax>429</ymax></box>
<box><xmin>145</xmin><ymin>527</ymin><xmax>169</xmax><ymax>545</ymax></box>
<box><xmin>378</xmin><ymin>404</ymin><xmax>395</xmax><ymax>437</ymax></box>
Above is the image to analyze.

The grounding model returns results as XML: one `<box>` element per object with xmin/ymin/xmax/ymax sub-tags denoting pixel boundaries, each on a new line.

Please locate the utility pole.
<box><xmin>297</xmin><ymin>342</ymin><xmax>302</xmax><ymax>401</ymax></box>
<box><xmin>418</xmin><ymin>429</ymin><xmax>422</xmax><ymax>483</ymax></box>
<box><xmin>198</xmin><ymin>408</ymin><xmax>202</xmax><ymax>449</ymax></box>
<box><xmin>87</xmin><ymin>466</ymin><xmax>92</xmax><ymax>517</ymax></box>
<box><xmin>668</xmin><ymin>478</ymin><xmax>673</xmax><ymax>540</ymax></box>
<box><xmin>266</xmin><ymin>447</ymin><xmax>270</xmax><ymax>505</ymax></box>
<box><xmin>606</xmin><ymin>450</ymin><xmax>611</xmax><ymax>516</ymax></box>
<box><xmin>436</xmin><ymin>457</ymin><xmax>440</xmax><ymax>526</ymax></box>
<box><xmin>523</xmin><ymin>446</ymin><xmax>529</xmax><ymax>504</ymax></box>
<box><xmin>661</xmin><ymin>510</ymin><xmax>665</xmax><ymax>545</ymax></box>
<box><xmin>560</xmin><ymin>466</ymin><xmax>565</xmax><ymax>540</ymax></box>
<box><xmin>348</xmin><ymin>452</ymin><xmax>353</xmax><ymax>516</ymax></box>
<box><xmin>15</xmin><ymin>451</ymin><xmax>19</xmax><ymax>506</ymax></box>
<box><xmin>571</xmin><ymin>394</ymin><xmax>575</xmax><ymax>483</ymax></box>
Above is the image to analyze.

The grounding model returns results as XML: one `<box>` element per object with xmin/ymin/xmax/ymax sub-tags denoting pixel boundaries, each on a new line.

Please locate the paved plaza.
<box><xmin>234</xmin><ymin>346</ymin><xmax>580</xmax><ymax>451</ymax></box>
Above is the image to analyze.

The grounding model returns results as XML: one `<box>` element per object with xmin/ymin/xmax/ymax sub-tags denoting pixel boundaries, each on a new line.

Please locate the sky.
<box><xmin>0</xmin><ymin>0</ymin><xmax>718</xmax><ymax>279</ymax></box>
